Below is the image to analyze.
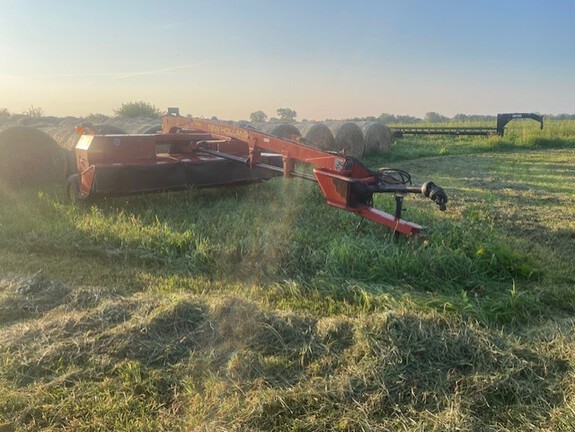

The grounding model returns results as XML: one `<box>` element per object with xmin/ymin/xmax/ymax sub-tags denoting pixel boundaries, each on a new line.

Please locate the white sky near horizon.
<box><xmin>0</xmin><ymin>0</ymin><xmax>574</xmax><ymax>120</ymax></box>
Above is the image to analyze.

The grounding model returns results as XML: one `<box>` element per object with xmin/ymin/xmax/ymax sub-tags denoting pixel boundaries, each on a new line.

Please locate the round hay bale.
<box><xmin>248</xmin><ymin>122</ymin><xmax>266</xmax><ymax>132</ymax></box>
<box><xmin>294</xmin><ymin>122</ymin><xmax>312</xmax><ymax>134</ymax></box>
<box><xmin>324</xmin><ymin>121</ymin><xmax>343</xmax><ymax>135</ymax></box>
<box><xmin>235</xmin><ymin>121</ymin><xmax>258</xmax><ymax>131</ymax></box>
<box><xmin>16</xmin><ymin>116</ymin><xmax>39</xmax><ymax>127</ymax></box>
<box><xmin>60</xmin><ymin>116</ymin><xmax>82</xmax><ymax>127</ymax></box>
<box><xmin>0</xmin><ymin>126</ymin><xmax>68</xmax><ymax>188</ymax></box>
<box><xmin>257</xmin><ymin>122</ymin><xmax>287</xmax><ymax>134</ymax></box>
<box><xmin>142</xmin><ymin>124</ymin><xmax>162</xmax><ymax>134</ymax></box>
<box><xmin>363</xmin><ymin>122</ymin><xmax>392</xmax><ymax>154</ymax></box>
<box><xmin>269</xmin><ymin>123</ymin><xmax>302</xmax><ymax>140</ymax></box>
<box><xmin>94</xmin><ymin>124</ymin><xmax>127</xmax><ymax>135</ymax></box>
<box><xmin>334</xmin><ymin>122</ymin><xmax>364</xmax><ymax>157</ymax></box>
<box><xmin>302</xmin><ymin>123</ymin><xmax>335</xmax><ymax>150</ymax></box>
<box><xmin>41</xmin><ymin>126</ymin><xmax>79</xmax><ymax>150</ymax></box>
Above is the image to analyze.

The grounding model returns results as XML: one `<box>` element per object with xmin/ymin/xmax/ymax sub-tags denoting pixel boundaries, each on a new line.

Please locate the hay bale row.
<box><xmin>260</xmin><ymin>123</ymin><xmax>391</xmax><ymax>157</ymax></box>
<box><xmin>0</xmin><ymin>126</ymin><xmax>68</xmax><ymax>188</ymax></box>
<box><xmin>259</xmin><ymin>121</ymin><xmax>392</xmax><ymax>157</ymax></box>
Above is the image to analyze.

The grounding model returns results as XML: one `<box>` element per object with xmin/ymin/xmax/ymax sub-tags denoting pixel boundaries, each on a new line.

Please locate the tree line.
<box><xmin>249</xmin><ymin>109</ymin><xmax>575</xmax><ymax>124</ymax></box>
<box><xmin>250</xmin><ymin>108</ymin><xmax>296</xmax><ymax>123</ymax></box>
<box><xmin>3</xmin><ymin>104</ymin><xmax>574</xmax><ymax>123</ymax></box>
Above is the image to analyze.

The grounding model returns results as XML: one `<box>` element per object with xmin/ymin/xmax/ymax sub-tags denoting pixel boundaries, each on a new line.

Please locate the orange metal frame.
<box><xmin>162</xmin><ymin>117</ymin><xmax>446</xmax><ymax>236</ymax></box>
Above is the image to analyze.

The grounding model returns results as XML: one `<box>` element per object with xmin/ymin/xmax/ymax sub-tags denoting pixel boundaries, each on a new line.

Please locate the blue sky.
<box><xmin>1</xmin><ymin>0</ymin><xmax>574</xmax><ymax>120</ymax></box>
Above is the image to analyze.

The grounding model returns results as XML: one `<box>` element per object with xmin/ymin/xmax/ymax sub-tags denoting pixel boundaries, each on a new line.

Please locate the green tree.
<box><xmin>25</xmin><ymin>105</ymin><xmax>44</xmax><ymax>118</ymax></box>
<box><xmin>250</xmin><ymin>110</ymin><xmax>268</xmax><ymax>122</ymax></box>
<box><xmin>452</xmin><ymin>113</ymin><xmax>469</xmax><ymax>122</ymax></box>
<box><xmin>396</xmin><ymin>115</ymin><xmax>421</xmax><ymax>124</ymax></box>
<box><xmin>377</xmin><ymin>113</ymin><xmax>397</xmax><ymax>124</ymax></box>
<box><xmin>424</xmin><ymin>112</ymin><xmax>449</xmax><ymax>123</ymax></box>
<box><xmin>276</xmin><ymin>108</ymin><xmax>297</xmax><ymax>122</ymax></box>
<box><xmin>85</xmin><ymin>113</ymin><xmax>110</xmax><ymax>122</ymax></box>
<box><xmin>114</xmin><ymin>101</ymin><xmax>160</xmax><ymax>119</ymax></box>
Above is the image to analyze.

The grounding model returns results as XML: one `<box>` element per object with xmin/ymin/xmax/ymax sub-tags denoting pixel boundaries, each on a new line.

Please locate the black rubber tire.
<box><xmin>66</xmin><ymin>174</ymin><xmax>82</xmax><ymax>203</ymax></box>
<box><xmin>65</xmin><ymin>148</ymin><xmax>77</xmax><ymax>179</ymax></box>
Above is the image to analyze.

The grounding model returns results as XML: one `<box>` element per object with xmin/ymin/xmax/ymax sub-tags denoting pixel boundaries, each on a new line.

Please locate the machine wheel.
<box><xmin>66</xmin><ymin>174</ymin><xmax>83</xmax><ymax>203</ymax></box>
<box><xmin>65</xmin><ymin>148</ymin><xmax>77</xmax><ymax>178</ymax></box>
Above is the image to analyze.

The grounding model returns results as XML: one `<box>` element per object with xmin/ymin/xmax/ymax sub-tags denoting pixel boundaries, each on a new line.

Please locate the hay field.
<box><xmin>0</xmin><ymin>118</ymin><xmax>574</xmax><ymax>430</ymax></box>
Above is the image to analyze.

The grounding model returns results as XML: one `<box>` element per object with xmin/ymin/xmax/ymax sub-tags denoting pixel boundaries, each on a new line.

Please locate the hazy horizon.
<box><xmin>1</xmin><ymin>0</ymin><xmax>574</xmax><ymax>120</ymax></box>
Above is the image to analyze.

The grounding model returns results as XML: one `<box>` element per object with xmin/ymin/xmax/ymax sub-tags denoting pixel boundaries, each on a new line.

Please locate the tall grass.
<box><xmin>369</xmin><ymin>119</ymin><xmax>575</xmax><ymax>163</ymax></box>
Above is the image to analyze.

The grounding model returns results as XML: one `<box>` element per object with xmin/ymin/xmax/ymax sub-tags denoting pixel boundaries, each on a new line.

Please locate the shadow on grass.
<box><xmin>2</xmin><ymin>287</ymin><xmax>572</xmax><ymax>430</ymax></box>
<box><xmin>0</xmin><ymin>272</ymin><xmax>71</xmax><ymax>326</ymax></box>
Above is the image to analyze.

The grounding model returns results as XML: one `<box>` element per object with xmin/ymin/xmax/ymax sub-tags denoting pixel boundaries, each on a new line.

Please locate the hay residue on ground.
<box><xmin>2</xmin><ymin>270</ymin><xmax>573</xmax><ymax>431</ymax></box>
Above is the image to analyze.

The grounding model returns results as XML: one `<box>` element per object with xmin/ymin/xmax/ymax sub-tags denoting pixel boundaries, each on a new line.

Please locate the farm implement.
<box><xmin>391</xmin><ymin>113</ymin><xmax>543</xmax><ymax>138</ymax></box>
<box><xmin>67</xmin><ymin>110</ymin><xmax>447</xmax><ymax>237</ymax></box>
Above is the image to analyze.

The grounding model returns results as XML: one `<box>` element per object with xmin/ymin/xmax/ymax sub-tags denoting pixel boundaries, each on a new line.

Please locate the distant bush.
<box><xmin>0</xmin><ymin>108</ymin><xmax>10</xmax><ymax>118</ymax></box>
<box><xmin>114</xmin><ymin>101</ymin><xmax>160</xmax><ymax>119</ymax></box>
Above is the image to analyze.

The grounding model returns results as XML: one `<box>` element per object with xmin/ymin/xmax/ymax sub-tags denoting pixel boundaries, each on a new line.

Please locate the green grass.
<box><xmin>1</xmin><ymin>120</ymin><xmax>575</xmax><ymax>430</ymax></box>
<box><xmin>365</xmin><ymin>119</ymin><xmax>575</xmax><ymax>163</ymax></box>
